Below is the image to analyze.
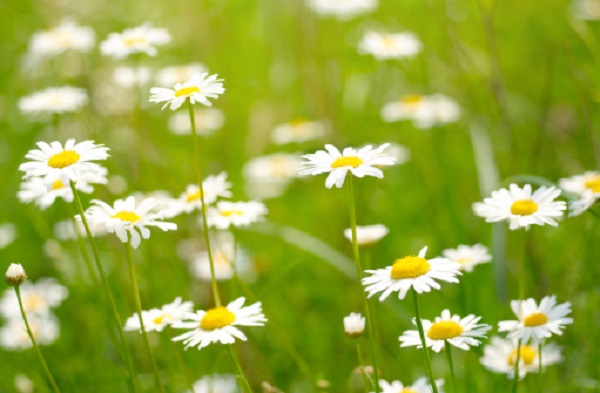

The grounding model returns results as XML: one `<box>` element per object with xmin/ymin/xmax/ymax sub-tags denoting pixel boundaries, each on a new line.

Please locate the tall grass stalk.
<box><xmin>411</xmin><ymin>289</ymin><xmax>439</xmax><ymax>393</ymax></box>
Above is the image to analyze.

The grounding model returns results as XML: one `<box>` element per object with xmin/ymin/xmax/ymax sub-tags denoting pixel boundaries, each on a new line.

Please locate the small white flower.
<box><xmin>243</xmin><ymin>153</ymin><xmax>303</xmax><ymax>199</ymax></box>
<box><xmin>125</xmin><ymin>297</ymin><xmax>194</xmax><ymax>333</ymax></box>
<box><xmin>271</xmin><ymin>119</ymin><xmax>326</xmax><ymax>145</ymax></box>
<box><xmin>172</xmin><ymin>297</ymin><xmax>267</xmax><ymax>350</ymax></box>
<box><xmin>498</xmin><ymin>296</ymin><xmax>573</xmax><ymax>345</ymax></box>
<box><xmin>480</xmin><ymin>337</ymin><xmax>562</xmax><ymax>379</ymax></box>
<box><xmin>307</xmin><ymin>0</ymin><xmax>377</xmax><ymax>19</ymax></box>
<box><xmin>188</xmin><ymin>374</ymin><xmax>239</xmax><ymax>393</ymax></box>
<box><xmin>0</xmin><ymin>314</ymin><xmax>60</xmax><ymax>351</ymax></box>
<box><xmin>113</xmin><ymin>66</ymin><xmax>152</xmax><ymax>88</ymax></box>
<box><xmin>568</xmin><ymin>191</ymin><xmax>597</xmax><ymax>217</ymax></box>
<box><xmin>100</xmin><ymin>24</ymin><xmax>170</xmax><ymax>59</ymax></box>
<box><xmin>149</xmin><ymin>73</ymin><xmax>225</xmax><ymax>111</ymax></box>
<box><xmin>165</xmin><ymin>172</ymin><xmax>232</xmax><ymax>217</ymax></box>
<box><xmin>26</xmin><ymin>20</ymin><xmax>94</xmax><ymax>61</ymax></box>
<box><xmin>156</xmin><ymin>63</ymin><xmax>209</xmax><ymax>87</ymax></box>
<box><xmin>0</xmin><ymin>223</ymin><xmax>17</xmax><ymax>250</ymax></box>
<box><xmin>82</xmin><ymin>195</ymin><xmax>177</xmax><ymax>249</ymax></box>
<box><xmin>400</xmin><ymin>309</ymin><xmax>491</xmax><ymax>352</ymax></box>
<box><xmin>381</xmin><ymin>94</ymin><xmax>461</xmax><ymax>129</ymax></box>
<box><xmin>362</xmin><ymin>247</ymin><xmax>461</xmax><ymax>301</ymax></box>
<box><xmin>343</xmin><ymin>312</ymin><xmax>365</xmax><ymax>338</ymax></box>
<box><xmin>559</xmin><ymin>171</ymin><xmax>600</xmax><ymax>197</ymax></box>
<box><xmin>343</xmin><ymin>224</ymin><xmax>389</xmax><ymax>246</ymax></box>
<box><xmin>386</xmin><ymin>143</ymin><xmax>411</xmax><ymax>165</ymax></box>
<box><xmin>299</xmin><ymin>143</ymin><xmax>396</xmax><ymax>189</ymax></box>
<box><xmin>473</xmin><ymin>184</ymin><xmax>567</xmax><ymax>230</ymax></box>
<box><xmin>442</xmin><ymin>244</ymin><xmax>491</xmax><ymax>273</ymax></box>
<box><xmin>169</xmin><ymin>108</ymin><xmax>225</xmax><ymax>136</ymax></box>
<box><xmin>0</xmin><ymin>278</ymin><xmax>68</xmax><ymax>319</ymax></box>
<box><xmin>190</xmin><ymin>232</ymin><xmax>254</xmax><ymax>282</ymax></box>
<box><xmin>374</xmin><ymin>377</ymin><xmax>444</xmax><ymax>393</ymax></box>
<box><xmin>19</xmin><ymin>87</ymin><xmax>88</xmax><ymax>116</ymax></box>
<box><xmin>207</xmin><ymin>201</ymin><xmax>268</xmax><ymax>230</ymax></box>
<box><xmin>19</xmin><ymin>139</ymin><xmax>109</xmax><ymax>186</ymax></box>
<box><xmin>358</xmin><ymin>31</ymin><xmax>422</xmax><ymax>60</ymax></box>
<box><xmin>5</xmin><ymin>264</ymin><xmax>27</xmax><ymax>286</ymax></box>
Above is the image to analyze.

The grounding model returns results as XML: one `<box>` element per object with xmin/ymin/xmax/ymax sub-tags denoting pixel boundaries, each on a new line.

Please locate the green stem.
<box><xmin>70</xmin><ymin>181</ymin><xmax>138</xmax><ymax>393</ymax></box>
<box><xmin>226</xmin><ymin>345</ymin><xmax>253</xmax><ymax>393</ymax></box>
<box><xmin>15</xmin><ymin>286</ymin><xmax>61</xmax><ymax>393</ymax></box>
<box><xmin>355</xmin><ymin>339</ymin><xmax>371</xmax><ymax>393</ymax></box>
<box><xmin>512</xmin><ymin>339</ymin><xmax>522</xmax><ymax>393</ymax></box>
<box><xmin>125</xmin><ymin>239</ymin><xmax>165</xmax><ymax>393</ymax></box>
<box><xmin>69</xmin><ymin>213</ymin><xmax>98</xmax><ymax>286</ymax></box>
<box><xmin>444</xmin><ymin>340</ymin><xmax>457</xmax><ymax>393</ymax></box>
<box><xmin>188</xmin><ymin>100</ymin><xmax>221</xmax><ymax>306</ymax></box>
<box><xmin>538</xmin><ymin>342</ymin><xmax>543</xmax><ymax>393</ymax></box>
<box><xmin>168</xmin><ymin>328</ymin><xmax>196</xmax><ymax>393</ymax></box>
<box><xmin>347</xmin><ymin>176</ymin><xmax>380</xmax><ymax>393</ymax></box>
<box><xmin>411</xmin><ymin>289</ymin><xmax>439</xmax><ymax>393</ymax></box>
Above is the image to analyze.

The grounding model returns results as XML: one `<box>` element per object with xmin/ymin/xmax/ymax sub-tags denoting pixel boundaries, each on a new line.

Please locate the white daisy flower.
<box><xmin>473</xmin><ymin>184</ymin><xmax>567</xmax><ymax>230</ymax></box>
<box><xmin>165</xmin><ymin>172</ymin><xmax>232</xmax><ymax>217</ymax></box>
<box><xmin>82</xmin><ymin>195</ymin><xmax>177</xmax><ymax>249</ymax></box>
<box><xmin>381</xmin><ymin>94</ymin><xmax>461</xmax><ymax>129</ymax></box>
<box><xmin>400</xmin><ymin>309</ymin><xmax>491</xmax><ymax>352</ymax></box>
<box><xmin>19</xmin><ymin>139</ymin><xmax>109</xmax><ymax>186</ymax></box>
<box><xmin>156</xmin><ymin>63</ymin><xmax>209</xmax><ymax>87</ymax></box>
<box><xmin>480</xmin><ymin>337</ymin><xmax>562</xmax><ymax>379</ymax></box>
<box><xmin>386</xmin><ymin>142</ymin><xmax>411</xmax><ymax>165</ymax></box>
<box><xmin>567</xmin><ymin>191</ymin><xmax>597</xmax><ymax>217</ymax></box>
<box><xmin>171</xmin><ymin>297</ymin><xmax>267</xmax><ymax>350</ymax></box>
<box><xmin>100</xmin><ymin>24</ymin><xmax>170</xmax><ymax>60</ymax></box>
<box><xmin>19</xmin><ymin>87</ymin><xmax>88</xmax><ymax>116</ymax></box>
<box><xmin>113</xmin><ymin>66</ymin><xmax>152</xmax><ymax>88</ymax></box>
<box><xmin>559</xmin><ymin>171</ymin><xmax>600</xmax><ymax>197</ymax></box>
<box><xmin>0</xmin><ymin>223</ymin><xmax>17</xmax><ymax>250</ymax></box>
<box><xmin>362</xmin><ymin>246</ymin><xmax>461</xmax><ymax>301</ymax></box>
<box><xmin>307</xmin><ymin>0</ymin><xmax>377</xmax><ymax>19</ymax></box>
<box><xmin>271</xmin><ymin>119</ymin><xmax>326</xmax><ymax>145</ymax></box>
<box><xmin>299</xmin><ymin>143</ymin><xmax>396</xmax><ymax>189</ymax></box>
<box><xmin>374</xmin><ymin>377</ymin><xmax>444</xmax><ymax>393</ymax></box>
<box><xmin>125</xmin><ymin>297</ymin><xmax>194</xmax><ymax>333</ymax></box>
<box><xmin>343</xmin><ymin>224</ymin><xmax>389</xmax><ymax>246</ymax></box>
<box><xmin>343</xmin><ymin>312</ymin><xmax>365</xmax><ymax>338</ymax></box>
<box><xmin>0</xmin><ymin>278</ymin><xmax>68</xmax><ymax>319</ymax></box>
<box><xmin>169</xmin><ymin>108</ymin><xmax>225</xmax><ymax>136</ymax></box>
<box><xmin>190</xmin><ymin>232</ymin><xmax>254</xmax><ymax>282</ymax></box>
<box><xmin>149</xmin><ymin>73</ymin><xmax>225</xmax><ymax>111</ymax></box>
<box><xmin>207</xmin><ymin>201</ymin><xmax>268</xmax><ymax>230</ymax></box>
<box><xmin>26</xmin><ymin>20</ymin><xmax>95</xmax><ymax>61</ymax></box>
<box><xmin>243</xmin><ymin>153</ymin><xmax>302</xmax><ymax>199</ymax></box>
<box><xmin>188</xmin><ymin>374</ymin><xmax>239</xmax><ymax>393</ymax></box>
<box><xmin>358</xmin><ymin>31</ymin><xmax>422</xmax><ymax>60</ymax></box>
<box><xmin>54</xmin><ymin>219</ymin><xmax>107</xmax><ymax>241</ymax></box>
<box><xmin>498</xmin><ymin>296</ymin><xmax>573</xmax><ymax>344</ymax></box>
<box><xmin>0</xmin><ymin>314</ymin><xmax>60</xmax><ymax>351</ymax></box>
<box><xmin>441</xmin><ymin>244</ymin><xmax>491</xmax><ymax>273</ymax></box>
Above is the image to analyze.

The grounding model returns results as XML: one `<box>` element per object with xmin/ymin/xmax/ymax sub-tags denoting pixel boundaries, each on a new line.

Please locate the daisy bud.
<box><xmin>5</xmin><ymin>263</ymin><xmax>27</xmax><ymax>286</ymax></box>
<box><xmin>344</xmin><ymin>312</ymin><xmax>365</xmax><ymax>338</ymax></box>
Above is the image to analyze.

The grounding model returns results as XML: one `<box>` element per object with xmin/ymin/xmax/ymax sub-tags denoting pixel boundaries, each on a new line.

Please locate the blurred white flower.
<box><xmin>244</xmin><ymin>153</ymin><xmax>302</xmax><ymax>199</ymax></box>
<box><xmin>0</xmin><ymin>223</ymin><xmax>17</xmax><ymax>250</ymax></box>
<box><xmin>207</xmin><ymin>201</ymin><xmax>268</xmax><ymax>230</ymax></box>
<box><xmin>0</xmin><ymin>314</ymin><xmax>60</xmax><ymax>350</ymax></box>
<box><xmin>190</xmin><ymin>232</ymin><xmax>255</xmax><ymax>282</ymax></box>
<box><xmin>169</xmin><ymin>108</ymin><xmax>225</xmax><ymax>136</ymax></box>
<box><xmin>375</xmin><ymin>377</ymin><xmax>444</xmax><ymax>393</ymax></box>
<box><xmin>358</xmin><ymin>31</ymin><xmax>421</xmax><ymax>60</ymax></box>
<box><xmin>14</xmin><ymin>374</ymin><xmax>34</xmax><ymax>393</ymax></box>
<box><xmin>113</xmin><ymin>66</ymin><xmax>152</xmax><ymax>88</ymax></box>
<box><xmin>343</xmin><ymin>312</ymin><xmax>365</xmax><ymax>338</ymax></box>
<box><xmin>100</xmin><ymin>24</ymin><xmax>170</xmax><ymax>59</ymax></box>
<box><xmin>271</xmin><ymin>119</ymin><xmax>326</xmax><ymax>145</ymax></box>
<box><xmin>156</xmin><ymin>63</ymin><xmax>209</xmax><ymax>87</ymax></box>
<box><xmin>19</xmin><ymin>87</ymin><xmax>88</xmax><ymax>116</ymax></box>
<box><xmin>343</xmin><ymin>224</ymin><xmax>389</xmax><ymax>246</ymax></box>
<box><xmin>124</xmin><ymin>297</ymin><xmax>194</xmax><ymax>333</ymax></box>
<box><xmin>165</xmin><ymin>172</ymin><xmax>233</xmax><ymax>217</ymax></box>
<box><xmin>0</xmin><ymin>278</ymin><xmax>68</xmax><ymax>319</ymax></box>
<box><xmin>568</xmin><ymin>191</ymin><xmax>597</xmax><ymax>217</ymax></box>
<box><xmin>381</xmin><ymin>94</ymin><xmax>461</xmax><ymax>129</ymax></box>
<box><xmin>386</xmin><ymin>142</ymin><xmax>411</xmax><ymax>165</ymax></box>
<box><xmin>307</xmin><ymin>0</ymin><xmax>377</xmax><ymax>19</ymax></box>
<box><xmin>188</xmin><ymin>374</ymin><xmax>239</xmax><ymax>393</ymax></box>
<box><xmin>26</xmin><ymin>20</ymin><xmax>94</xmax><ymax>62</ymax></box>
<box><xmin>571</xmin><ymin>0</ymin><xmax>600</xmax><ymax>20</ymax></box>
<box><xmin>442</xmin><ymin>244</ymin><xmax>491</xmax><ymax>273</ymax></box>
<box><xmin>150</xmin><ymin>73</ymin><xmax>225</xmax><ymax>110</ymax></box>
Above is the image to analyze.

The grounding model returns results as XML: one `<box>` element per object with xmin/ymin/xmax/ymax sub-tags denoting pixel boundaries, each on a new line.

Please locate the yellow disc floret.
<box><xmin>220</xmin><ymin>210</ymin><xmax>243</xmax><ymax>217</ymax></box>
<box><xmin>523</xmin><ymin>312</ymin><xmax>548</xmax><ymax>327</ymax></box>
<box><xmin>331</xmin><ymin>156</ymin><xmax>364</xmax><ymax>169</ymax></box>
<box><xmin>47</xmin><ymin>150</ymin><xmax>80</xmax><ymax>169</ymax></box>
<box><xmin>200</xmin><ymin>306</ymin><xmax>236</xmax><ymax>330</ymax></box>
<box><xmin>51</xmin><ymin>179</ymin><xmax>65</xmax><ymax>190</ymax></box>
<box><xmin>390</xmin><ymin>256</ymin><xmax>430</xmax><ymax>279</ymax></box>
<box><xmin>186</xmin><ymin>190</ymin><xmax>202</xmax><ymax>202</ymax></box>
<box><xmin>509</xmin><ymin>345</ymin><xmax>537</xmax><ymax>366</ymax></box>
<box><xmin>510</xmin><ymin>199</ymin><xmax>538</xmax><ymax>216</ymax></box>
<box><xmin>175</xmin><ymin>86</ymin><xmax>201</xmax><ymax>97</ymax></box>
<box><xmin>111</xmin><ymin>211</ymin><xmax>142</xmax><ymax>222</ymax></box>
<box><xmin>427</xmin><ymin>321</ymin><xmax>464</xmax><ymax>340</ymax></box>
<box><xmin>584</xmin><ymin>176</ymin><xmax>600</xmax><ymax>193</ymax></box>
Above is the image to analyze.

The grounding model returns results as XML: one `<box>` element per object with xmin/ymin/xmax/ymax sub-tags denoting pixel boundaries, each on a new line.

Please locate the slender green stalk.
<box><xmin>411</xmin><ymin>289</ymin><xmax>439</xmax><ymax>393</ymax></box>
<box><xmin>69</xmin><ymin>213</ymin><xmax>99</xmax><ymax>286</ymax></box>
<box><xmin>15</xmin><ymin>286</ymin><xmax>61</xmax><ymax>393</ymax></box>
<box><xmin>70</xmin><ymin>181</ymin><xmax>138</xmax><ymax>393</ymax></box>
<box><xmin>444</xmin><ymin>340</ymin><xmax>457</xmax><ymax>393</ymax></box>
<box><xmin>512</xmin><ymin>339</ymin><xmax>522</xmax><ymax>393</ymax></box>
<box><xmin>347</xmin><ymin>176</ymin><xmax>380</xmax><ymax>393</ymax></box>
<box><xmin>355</xmin><ymin>340</ymin><xmax>371</xmax><ymax>393</ymax></box>
<box><xmin>125</xmin><ymin>239</ymin><xmax>165</xmax><ymax>393</ymax></box>
<box><xmin>538</xmin><ymin>342</ymin><xmax>543</xmax><ymax>393</ymax></box>
<box><xmin>168</xmin><ymin>328</ymin><xmax>196</xmax><ymax>393</ymax></box>
<box><xmin>226</xmin><ymin>345</ymin><xmax>253</xmax><ymax>393</ymax></box>
<box><xmin>188</xmin><ymin>100</ymin><xmax>221</xmax><ymax>306</ymax></box>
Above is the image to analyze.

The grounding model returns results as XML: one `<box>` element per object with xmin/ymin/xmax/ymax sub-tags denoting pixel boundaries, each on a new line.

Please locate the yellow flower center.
<box><xmin>111</xmin><ymin>211</ymin><xmax>142</xmax><ymax>222</ymax></box>
<box><xmin>331</xmin><ymin>156</ymin><xmax>364</xmax><ymax>169</ymax></box>
<box><xmin>390</xmin><ymin>256</ymin><xmax>430</xmax><ymax>279</ymax></box>
<box><xmin>51</xmin><ymin>179</ymin><xmax>65</xmax><ymax>190</ymax></box>
<box><xmin>186</xmin><ymin>190</ymin><xmax>202</xmax><ymax>202</ymax></box>
<box><xmin>220</xmin><ymin>210</ymin><xmax>243</xmax><ymax>217</ymax></box>
<box><xmin>584</xmin><ymin>176</ymin><xmax>600</xmax><ymax>193</ymax></box>
<box><xmin>523</xmin><ymin>312</ymin><xmax>548</xmax><ymax>327</ymax></box>
<box><xmin>401</xmin><ymin>95</ymin><xmax>423</xmax><ymax>105</ymax></box>
<box><xmin>152</xmin><ymin>314</ymin><xmax>171</xmax><ymax>325</ymax></box>
<box><xmin>174</xmin><ymin>86</ymin><xmax>201</xmax><ymax>97</ymax></box>
<box><xmin>427</xmin><ymin>321</ymin><xmax>464</xmax><ymax>340</ymax></box>
<box><xmin>47</xmin><ymin>150</ymin><xmax>80</xmax><ymax>169</ymax></box>
<box><xmin>510</xmin><ymin>199</ymin><xmax>538</xmax><ymax>216</ymax></box>
<box><xmin>123</xmin><ymin>36</ymin><xmax>146</xmax><ymax>47</ymax></box>
<box><xmin>456</xmin><ymin>257</ymin><xmax>472</xmax><ymax>265</ymax></box>
<box><xmin>200</xmin><ymin>306</ymin><xmax>236</xmax><ymax>330</ymax></box>
<box><xmin>401</xmin><ymin>389</ymin><xmax>417</xmax><ymax>393</ymax></box>
<box><xmin>508</xmin><ymin>345</ymin><xmax>537</xmax><ymax>366</ymax></box>
<box><xmin>24</xmin><ymin>294</ymin><xmax>45</xmax><ymax>312</ymax></box>
<box><xmin>382</xmin><ymin>35</ymin><xmax>397</xmax><ymax>48</ymax></box>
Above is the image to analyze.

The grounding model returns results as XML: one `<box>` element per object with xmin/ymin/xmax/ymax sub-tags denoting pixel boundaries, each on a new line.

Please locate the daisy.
<box><xmin>156</xmin><ymin>63</ymin><xmax>209</xmax><ymax>87</ymax></box>
<box><xmin>362</xmin><ymin>246</ymin><xmax>461</xmax><ymax>301</ymax></box>
<box><xmin>113</xmin><ymin>66</ymin><xmax>152</xmax><ymax>88</ymax></box>
<box><xmin>386</xmin><ymin>142</ymin><xmax>411</xmax><ymax>165</ymax></box>
<box><xmin>207</xmin><ymin>201</ymin><xmax>268</xmax><ymax>230</ymax></box>
<box><xmin>166</xmin><ymin>172</ymin><xmax>232</xmax><ymax>217</ymax></box>
<box><xmin>82</xmin><ymin>195</ymin><xmax>177</xmax><ymax>248</ymax></box>
<box><xmin>480</xmin><ymin>337</ymin><xmax>562</xmax><ymax>379</ymax></box>
<box><xmin>169</xmin><ymin>108</ymin><xmax>225</xmax><ymax>135</ymax></box>
<box><xmin>559</xmin><ymin>171</ymin><xmax>600</xmax><ymax>197</ymax></box>
<box><xmin>125</xmin><ymin>297</ymin><xmax>193</xmax><ymax>333</ymax></box>
<box><xmin>381</xmin><ymin>94</ymin><xmax>461</xmax><ymax>129</ymax></box>
<box><xmin>188</xmin><ymin>374</ymin><xmax>239</xmax><ymax>393</ymax></box>
<box><xmin>374</xmin><ymin>377</ymin><xmax>444</xmax><ymax>393</ymax></box>
<box><xmin>0</xmin><ymin>223</ymin><xmax>17</xmax><ymax>250</ymax></box>
<box><xmin>567</xmin><ymin>191</ymin><xmax>597</xmax><ymax>217</ymax></box>
<box><xmin>441</xmin><ymin>244</ymin><xmax>491</xmax><ymax>273</ymax></box>
<box><xmin>473</xmin><ymin>184</ymin><xmax>567</xmax><ymax>230</ymax></box>
<box><xmin>298</xmin><ymin>143</ymin><xmax>396</xmax><ymax>189</ymax></box>
<box><xmin>149</xmin><ymin>73</ymin><xmax>225</xmax><ymax>110</ymax></box>
<box><xmin>400</xmin><ymin>309</ymin><xmax>491</xmax><ymax>352</ymax></box>
<box><xmin>498</xmin><ymin>296</ymin><xmax>573</xmax><ymax>344</ymax></box>
<box><xmin>343</xmin><ymin>224</ymin><xmax>389</xmax><ymax>246</ymax></box>
<box><xmin>307</xmin><ymin>0</ymin><xmax>378</xmax><ymax>19</ymax></box>
<box><xmin>271</xmin><ymin>119</ymin><xmax>326</xmax><ymax>144</ymax></box>
<box><xmin>0</xmin><ymin>314</ymin><xmax>60</xmax><ymax>351</ymax></box>
<box><xmin>19</xmin><ymin>87</ymin><xmax>88</xmax><ymax>116</ymax></box>
<box><xmin>100</xmin><ymin>24</ymin><xmax>170</xmax><ymax>59</ymax></box>
<box><xmin>0</xmin><ymin>278</ymin><xmax>68</xmax><ymax>319</ymax></box>
<box><xmin>171</xmin><ymin>297</ymin><xmax>267</xmax><ymax>350</ymax></box>
<box><xmin>243</xmin><ymin>153</ymin><xmax>302</xmax><ymax>199</ymax></box>
<box><xmin>358</xmin><ymin>31</ymin><xmax>422</xmax><ymax>60</ymax></box>
<box><xmin>343</xmin><ymin>312</ymin><xmax>365</xmax><ymax>338</ymax></box>
<box><xmin>26</xmin><ymin>20</ymin><xmax>95</xmax><ymax>61</ymax></box>
<box><xmin>190</xmin><ymin>234</ymin><xmax>254</xmax><ymax>282</ymax></box>
<box><xmin>19</xmin><ymin>139</ymin><xmax>109</xmax><ymax>186</ymax></box>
